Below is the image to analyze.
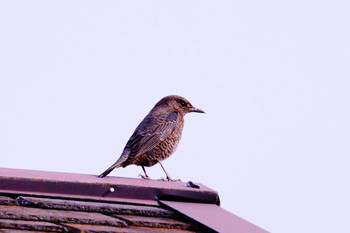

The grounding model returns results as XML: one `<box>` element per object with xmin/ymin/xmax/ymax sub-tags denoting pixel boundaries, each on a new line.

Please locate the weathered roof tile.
<box><xmin>0</xmin><ymin>229</ymin><xmax>47</xmax><ymax>233</ymax></box>
<box><xmin>0</xmin><ymin>219</ymin><xmax>67</xmax><ymax>232</ymax></box>
<box><xmin>0</xmin><ymin>205</ymin><xmax>126</xmax><ymax>227</ymax></box>
<box><xmin>17</xmin><ymin>196</ymin><xmax>175</xmax><ymax>217</ymax></box>
<box><xmin>63</xmin><ymin>223</ymin><xmax>197</xmax><ymax>233</ymax></box>
<box><xmin>116</xmin><ymin>214</ymin><xmax>193</xmax><ymax>230</ymax></box>
<box><xmin>0</xmin><ymin>196</ymin><xmax>18</xmax><ymax>206</ymax></box>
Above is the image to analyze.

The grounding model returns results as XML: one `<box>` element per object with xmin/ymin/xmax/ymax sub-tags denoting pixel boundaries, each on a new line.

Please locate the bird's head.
<box><xmin>156</xmin><ymin>95</ymin><xmax>205</xmax><ymax>115</ymax></box>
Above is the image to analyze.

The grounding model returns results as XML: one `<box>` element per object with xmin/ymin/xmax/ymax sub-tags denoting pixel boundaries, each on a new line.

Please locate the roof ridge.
<box><xmin>0</xmin><ymin>167</ymin><xmax>219</xmax><ymax>205</ymax></box>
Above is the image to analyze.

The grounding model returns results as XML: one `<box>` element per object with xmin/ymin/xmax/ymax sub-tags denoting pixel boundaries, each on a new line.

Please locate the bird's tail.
<box><xmin>98</xmin><ymin>151</ymin><xmax>129</xmax><ymax>178</ymax></box>
<box><xmin>98</xmin><ymin>162</ymin><xmax>123</xmax><ymax>178</ymax></box>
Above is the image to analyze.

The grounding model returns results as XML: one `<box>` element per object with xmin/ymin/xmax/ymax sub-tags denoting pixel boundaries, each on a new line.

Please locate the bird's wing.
<box><xmin>125</xmin><ymin>111</ymin><xmax>178</xmax><ymax>157</ymax></box>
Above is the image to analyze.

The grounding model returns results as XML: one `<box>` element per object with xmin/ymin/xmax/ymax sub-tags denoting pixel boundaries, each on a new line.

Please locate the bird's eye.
<box><xmin>178</xmin><ymin>99</ymin><xmax>187</xmax><ymax>108</ymax></box>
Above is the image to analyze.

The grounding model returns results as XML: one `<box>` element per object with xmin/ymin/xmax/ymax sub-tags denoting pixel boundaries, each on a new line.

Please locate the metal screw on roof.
<box><xmin>109</xmin><ymin>187</ymin><xmax>115</xmax><ymax>193</ymax></box>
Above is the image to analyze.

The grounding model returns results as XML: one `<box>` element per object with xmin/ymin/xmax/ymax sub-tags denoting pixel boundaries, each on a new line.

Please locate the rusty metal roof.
<box><xmin>0</xmin><ymin>167</ymin><xmax>269</xmax><ymax>233</ymax></box>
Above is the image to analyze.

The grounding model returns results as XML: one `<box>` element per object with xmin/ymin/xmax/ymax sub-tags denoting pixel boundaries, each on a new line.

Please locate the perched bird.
<box><xmin>98</xmin><ymin>95</ymin><xmax>205</xmax><ymax>180</ymax></box>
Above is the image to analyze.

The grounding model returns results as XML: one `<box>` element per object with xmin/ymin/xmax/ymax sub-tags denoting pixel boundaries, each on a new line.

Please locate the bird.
<box><xmin>98</xmin><ymin>95</ymin><xmax>205</xmax><ymax>180</ymax></box>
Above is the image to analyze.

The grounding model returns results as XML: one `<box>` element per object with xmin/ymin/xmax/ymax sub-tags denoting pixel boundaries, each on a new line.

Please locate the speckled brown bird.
<box><xmin>98</xmin><ymin>95</ymin><xmax>205</xmax><ymax>180</ymax></box>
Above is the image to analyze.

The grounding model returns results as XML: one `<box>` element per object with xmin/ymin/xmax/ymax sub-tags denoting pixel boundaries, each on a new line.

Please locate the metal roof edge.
<box><xmin>160</xmin><ymin>200</ymin><xmax>270</xmax><ymax>233</ymax></box>
<box><xmin>0</xmin><ymin>167</ymin><xmax>219</xmax><ymax>205</ymax></box>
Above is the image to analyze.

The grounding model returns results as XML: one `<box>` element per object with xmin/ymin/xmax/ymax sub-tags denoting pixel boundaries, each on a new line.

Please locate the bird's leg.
<box><xmin>158</xmin><ymin>161</ymin><xmax>180</xmax><ymax>181</ymax></box>
<box><xmin>139</xmin><ymin>166</ymin><xmax>151</xmax><ymax>179</ymax></box>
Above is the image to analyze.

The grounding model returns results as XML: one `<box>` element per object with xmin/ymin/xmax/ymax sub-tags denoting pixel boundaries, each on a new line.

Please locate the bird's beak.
<box><xmin>190</xmin><ymin>107</ymin><xmax>205</xmax><ymax>113</ymax></box>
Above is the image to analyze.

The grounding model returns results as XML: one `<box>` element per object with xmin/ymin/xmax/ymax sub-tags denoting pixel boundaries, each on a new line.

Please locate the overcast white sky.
<box><xmin>1</xmin><ymin>1</ymin><xmax>350</xmax><ymax>233</ymax></box>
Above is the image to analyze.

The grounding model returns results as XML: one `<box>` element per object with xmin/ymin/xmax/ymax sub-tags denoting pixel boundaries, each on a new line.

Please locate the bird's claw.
<box><xmin>159</xmin><ymin>177</ymin><xmax>181</xmax><ymax>182</ymax></box>
<box><xmin>138</xmin><ymin>174</ymin><xmax>151</xmax><ymax>179</ymax></box>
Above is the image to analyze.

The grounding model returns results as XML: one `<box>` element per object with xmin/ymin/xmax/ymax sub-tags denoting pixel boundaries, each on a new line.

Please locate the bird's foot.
<box><xmin>159</xmin><ymin>177</ymin><xmax>181</xmax><ymax>182</ymax></box>
<box><xmin>138</xmin><ymin>174</ymin><xmax>151</xmax><ymax>179</ymax></box>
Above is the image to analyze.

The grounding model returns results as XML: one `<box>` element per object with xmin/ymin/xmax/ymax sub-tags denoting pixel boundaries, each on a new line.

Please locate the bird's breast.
<box><xmin>133</xmin><ymin>121</ymin><xmax>184</xmax><ymax>167</ymax></box>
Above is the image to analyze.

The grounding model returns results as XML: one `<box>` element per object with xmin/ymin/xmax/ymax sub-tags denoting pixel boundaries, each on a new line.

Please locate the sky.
<box><xmin>1</xmin><ymin>1</ymin><xmax>349</xmax><ymax>233</ymax></box>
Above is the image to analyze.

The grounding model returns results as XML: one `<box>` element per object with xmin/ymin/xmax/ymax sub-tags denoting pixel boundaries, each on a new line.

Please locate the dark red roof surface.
<box><xmin>0</xmin><ymin>167</ymin><xmax>269</xmax><ymax>233</ymax></box>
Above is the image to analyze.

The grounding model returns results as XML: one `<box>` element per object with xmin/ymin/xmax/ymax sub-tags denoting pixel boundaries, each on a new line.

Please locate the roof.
<box><xmin>0</xmin><ymin>167</ymin><xmax>269</xmax><ymax>233</ymax></box>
